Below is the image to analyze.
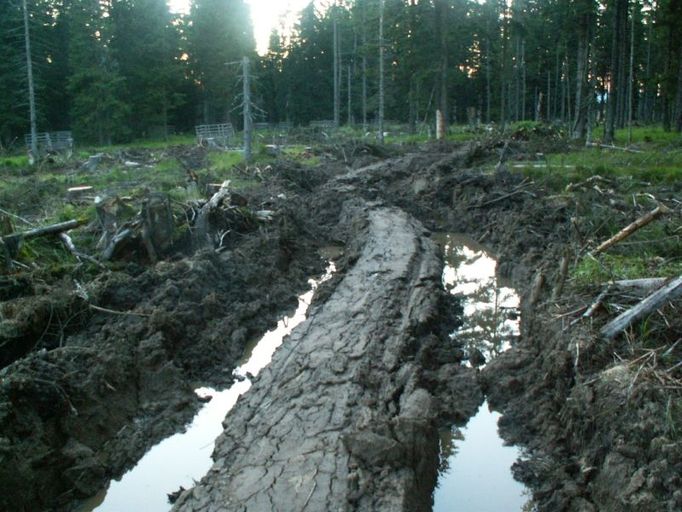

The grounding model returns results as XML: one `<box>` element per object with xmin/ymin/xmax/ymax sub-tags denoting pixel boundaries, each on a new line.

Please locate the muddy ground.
<box><xmin>0</xmin><ymin>140</ymin><xmax>680</xmax><ymax>511</ymax></box>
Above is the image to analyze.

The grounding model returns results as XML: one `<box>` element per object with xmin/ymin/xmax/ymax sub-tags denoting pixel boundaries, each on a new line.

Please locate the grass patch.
<box><xmin>591</xmin><ymin>125</ymin><xmax>682</xmax><ymax>147</ymax></box>
<box><xmin>518</xmin><ymin>144</ymin><xmax>682</xmax><ymax>191</ymax></box>
<box><xmin>572</xmin><ymin>253</ymin><xmax>682</xmax><ymax>287</ymax></box>
<box><xmin>0</xmin><ymin>155</ymin><xmax>29</xmax><ymax>169</ymax></box>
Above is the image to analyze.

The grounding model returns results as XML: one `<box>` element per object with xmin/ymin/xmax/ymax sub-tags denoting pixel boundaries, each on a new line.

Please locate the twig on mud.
<box><xmin>88</xmin><ymin>304</ymin><xmax>151</xmax><ymax>318</ymax></box>
<box><xmin>585</xmin><ymin>142</ymin><xmax>643</xmax><ymax>153</ymax></box>
<box><xmin>568</xmin><ymin>285</ymin><xmax>613</xmax><ymax>329</ymax></box>
<box><xmin>10</xmin><ymin>259</ymin><xmax>31</xmax><ymax>270</ymax></box>
<box><xmin>554</xmin><ymin>305</ymin><xmax>588</xmax><ymax>320</ymax></box>
<box><xmin>59</xmin><ymin>233</ymin><xmax>106</xmax><ymax>269</ymax></box>
<box><xmin>470</xmin><ymin>179</ymin><xmax>536</xmax><ymax>209</ymax></box>
<box><xmin>565</xmin><ymin>175</ymin><xmax>613</xmax><ymax>192</ymax></box>
<box><xmin>0</xmin><ymin>207</ymin><xmax>33</xmax><ymax>225</ymax></box>
<box><xmin>302</xmin><ymin>469</ymin><xmax>319</xmax><ymax>510</ymax></box>
<box><xmin>662</xmin><ymin>338</ymin><xmax>681</xmax><ymax>359</ymax></box>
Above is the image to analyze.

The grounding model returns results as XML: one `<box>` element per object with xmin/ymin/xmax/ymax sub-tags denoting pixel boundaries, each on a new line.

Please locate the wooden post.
<box><xmin>436</xmin><ymin>109</ymin><xmax>445</xmax><ymax>140</ymax></box>
<box><xmin>242</xmin><ymin>57</ymin><xmax>252</xmax><ymax>163</ymax></box>
<box><xmin>22</xmin><ymin>0</ymin><xmax>38</xmax><ymax>163</ymax></box>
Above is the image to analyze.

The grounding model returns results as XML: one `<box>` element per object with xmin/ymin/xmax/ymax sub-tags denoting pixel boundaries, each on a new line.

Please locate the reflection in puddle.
<box><xmin>433</xmin><ymin>234</ymin><xmax>529</xmax><ymax>511</ymax></box>
<box><xmin>80</xmin><ymin>264</ymin><xmax>335</xmax><ymax>512</ymax></box>
<box><xmin>438</xmin><ymin>233</ymin><xmax>520</xmax><ymax>365</ymax></box>
<box><xmin>434</xmin><ymin>402</ymin><xmax>529</xmax><ymax>512</ymax></box>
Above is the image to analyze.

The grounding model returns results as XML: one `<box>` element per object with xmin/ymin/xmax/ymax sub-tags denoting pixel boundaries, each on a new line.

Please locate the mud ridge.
<box><xmin>173</xmin><ymin>203</ymin><xmax>480</xmax><ymax>512</ymax></box>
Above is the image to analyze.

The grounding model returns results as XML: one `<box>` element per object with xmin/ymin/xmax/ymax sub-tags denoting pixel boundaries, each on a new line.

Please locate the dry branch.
<box><xmin>586</xmin><ymin>142</ymin><xmax>643</xmax><ymax>153</ymax></box>
<box><xmin>601</xmin><ymin>276</ymin><xmax>682</xmax><ymax>339</ymax></box>
<box><xmin>592</xmin><ymin>205</ymin><xmax>669</xmax><ymax>255</ymax></box>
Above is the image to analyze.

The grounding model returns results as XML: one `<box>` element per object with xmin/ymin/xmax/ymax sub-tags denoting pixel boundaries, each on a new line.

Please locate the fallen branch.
<box><xmin>59</xmin><ymin>233</ymin><xmax>105</xmax><ymax>268</ymax></box>
<box><xmin>601</xmin><ymin>276</ymin><xmax>682</xmax><ymax>339</ymax></box>
<box><xmin>569</xmin><ymin>285</ymin><xmax>612</xmax><ymax>328</ymax></box>
<box><xmin>2</xmin><ymin>219</ymin><xmax>85</xmax><ymax>244</ymax></box>
<box><xmin>592</xmin><ymin>205</ymin><xmax>670</xmax><ymax>255</ymax></box>
<box><xmin>586</xmin><ymin>142</ymin><xmax>643</xmax><ymax>153</ymax></box>
<box><xmin>88</xmin><ymin>304</ymin><xmax>151</xmax><ymax>317</ymax></box>
<box><xmin>565</xmin><ymin>175</ymin><xmax>612</xmax><ymax>192</ymax></box>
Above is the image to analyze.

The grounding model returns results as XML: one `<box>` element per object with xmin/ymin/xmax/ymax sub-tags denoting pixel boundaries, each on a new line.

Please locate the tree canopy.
<box><xmin>2</xmin><ymin>0</ymin><xmax>682</xmax><ymax>147</ymax></box>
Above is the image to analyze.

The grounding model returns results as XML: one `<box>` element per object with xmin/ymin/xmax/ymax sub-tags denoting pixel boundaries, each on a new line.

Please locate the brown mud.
<box><xmin>1</xmin><ymin>141</ymin><xmax>680</xmax><ymax>511</ymax></box>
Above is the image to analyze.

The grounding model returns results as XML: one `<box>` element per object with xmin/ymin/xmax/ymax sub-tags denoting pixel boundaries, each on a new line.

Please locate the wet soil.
<box><xmin>1</xmin><ymin>140</ymin><xmax>680</xmax><ymax>511</ymax></box>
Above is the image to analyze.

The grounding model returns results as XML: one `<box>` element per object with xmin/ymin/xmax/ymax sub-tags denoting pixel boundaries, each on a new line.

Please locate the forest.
<box><xmin>0</xmin><ymin>0</ymin><xmax>682</xmax><ymax>146</ymax></box>
<box><xmin>2</xmin><ymin>0</ymin><xmax>682</xmax><ymax>149</ymax></box>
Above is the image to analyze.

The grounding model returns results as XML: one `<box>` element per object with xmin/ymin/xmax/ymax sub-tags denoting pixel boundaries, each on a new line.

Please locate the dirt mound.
<box><xmin>0</xmin><ymin>171</ymin><xmax>329</xmax><ymax>510</ymax></box>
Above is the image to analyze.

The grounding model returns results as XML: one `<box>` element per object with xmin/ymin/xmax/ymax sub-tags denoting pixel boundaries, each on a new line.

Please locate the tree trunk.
<box><xmin>22</xmin><ymin>0</ymin><xmax>38</xmax><ymax>162</ymax></box>
<box><xmin>486</xmin><ymin>36</ymin><xmax>492</xmax><ymax>123</ymax></box>
<box><xmin>361</xmin><ymin>3</ymin><xmax>368</xmax><ymax>131</ymax></box>
<box><xmin>435</xmin><ymin>0</ymin><xmax>449</xmax><ymax>127</ymax></box>
<box><xmin>572</xmin><ymin>4</ymin><xmax>591</xmax><ymax>140</ymax></box>
<box><xmin>378</xmin><ymin>0</ymin><xmax>385</xmax><ymax>143</ymax></box>
<box><xmin>521</xmin><ymin>39</ymin><xmax>526</xmax><ymax>119</ymax></box>
<box><xmin>333</xmin><ymin>14</ymin><xmax>340</xmax><ymax>128</ymax></box>
<box><xmin>605</xmin><ymin>0</ymin><xmax>627</xmax><ymax>144</ymax></box>
<box><xmin>674</xmin><ymin>42</ymin><xmax>682</xmax><ymax>132</ymax></box>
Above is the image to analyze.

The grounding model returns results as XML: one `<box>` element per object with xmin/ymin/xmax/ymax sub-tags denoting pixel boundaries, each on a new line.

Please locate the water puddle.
<box><xmin>438</xmin><ymin>233</ymin><xmax>520</xmax><ymax>365</ymax></box>
<box><xmin>433</xmin><ymin>233</ymin><xmax>529</xmax><ymax>511</ymax></box>
<box><xmin>434</xmin><ymin>402</ymin><xmax>529</xmax><ymax>512</ymax></box>
<box><xmin>79</xmin><ymin>263</ymin><xmax>335</xmax><ymax>512</ymax></box>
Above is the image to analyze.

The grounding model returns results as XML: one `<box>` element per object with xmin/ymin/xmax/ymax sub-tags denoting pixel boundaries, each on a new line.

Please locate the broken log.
<box><xmin>601</xmin><ymin>276</ymin><xmax>682</xmax><ymax>339</ymax></box>
<box><xmin>1</xmin><ymin>219</ymin><xmax>85</xmax><ymax>245</ymax></box>
<box><xmin>592</xmin><ymin>205</ymin><xmax>670</xmax><ymax>255</ymax></box>
<box><xmin>608</xmin><ymin>278</ymin><xmax>667</xmax><ymax>293</ymax></box>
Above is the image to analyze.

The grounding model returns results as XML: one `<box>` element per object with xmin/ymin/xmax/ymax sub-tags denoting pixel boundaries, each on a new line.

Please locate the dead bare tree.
<box><xmin>22</xmin><ymin>0</ymin><xmax>38</xmax><ymax>162</ymax></box>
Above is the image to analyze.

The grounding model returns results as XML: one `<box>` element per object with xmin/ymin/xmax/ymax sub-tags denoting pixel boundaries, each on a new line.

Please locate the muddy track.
<box><xmin>173</xmin><ymin>205</ymin><xmax>474</xmax><ymax>511</ymax></box>
<box><xmin>2</xmin><ymin>141</ymin><xmax>679</xmax><ymax>512</ymax></box>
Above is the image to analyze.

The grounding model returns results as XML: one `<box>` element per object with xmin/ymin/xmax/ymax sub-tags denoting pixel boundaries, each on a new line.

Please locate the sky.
<box><xmin>167</xmin><ymin>0</ymin><xmax>319</xmax><ymax>55</ymax></box>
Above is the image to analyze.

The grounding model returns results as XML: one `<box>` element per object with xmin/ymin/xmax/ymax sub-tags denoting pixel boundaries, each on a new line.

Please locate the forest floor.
<box><xmin>0</xmin><ymin>128</ymin><xmax>680</xmax><ymax>511</ymax></box>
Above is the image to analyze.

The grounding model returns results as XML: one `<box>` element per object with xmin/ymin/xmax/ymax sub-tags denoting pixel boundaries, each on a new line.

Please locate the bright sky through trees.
<box><xmin>168</xmin><ymin>0</ymin><xmax>316</xmax><ymax>54</ymax></box>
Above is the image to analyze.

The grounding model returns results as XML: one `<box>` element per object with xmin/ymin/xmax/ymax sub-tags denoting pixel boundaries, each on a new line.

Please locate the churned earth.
<box><xmin>0</xmin><ymin>140</ymin><xmax>680</xmax><ymax>511</ymax></box>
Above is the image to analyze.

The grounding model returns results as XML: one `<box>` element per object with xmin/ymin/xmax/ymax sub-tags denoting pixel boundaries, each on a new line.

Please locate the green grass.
<box><xmin>0</xmin><ymin>155</ymin><xmax>30</xmax><ymax>169</ymax></box>
<box><xmin>82</xmin><ymin>134</ymin><xmax>196</xmax><ymax>153</ymax></box>
<box><xmin>572</xmin><ymin>253</ymin><xmax>682</xmax><ymax>287</ymax></box>
<box><xmin>591</xmin><ymin>125</ymin><xmax>682</xmax><ymax>147</ymax></box>
<box><xmin>518</xmin><ymin>143</ymin><xmax>682</xmax><ymax>191</ymax></box>
<box><xmin>208</xmin><ymin>150</ymin><xmax>244</xmax><ymax>171</ymax></box>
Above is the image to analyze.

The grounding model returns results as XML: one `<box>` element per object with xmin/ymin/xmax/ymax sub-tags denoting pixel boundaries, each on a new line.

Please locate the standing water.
<box><xmin>433</xmin><ymin>234</ymin><xmax>529</xmax><ymax>511</ymax></box>
<box><xmin>79</xmin><ymin>263</ymin><xmax>335</xmax><ymax>512</ymax></box>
